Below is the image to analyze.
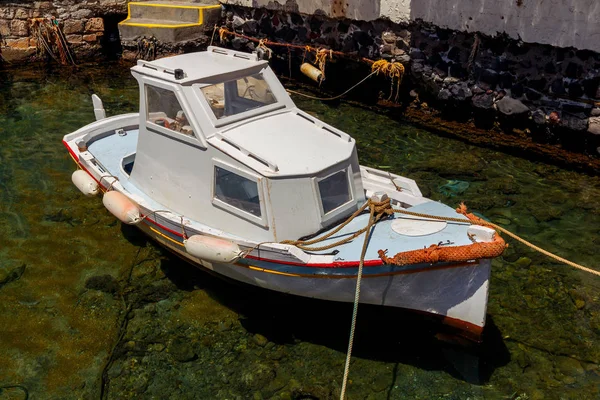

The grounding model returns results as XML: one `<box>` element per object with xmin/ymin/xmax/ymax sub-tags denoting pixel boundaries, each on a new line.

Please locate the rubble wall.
<box><xmin>0</xmin><ymin>0</ymin><xmax>127</xmax><ymax>63</ymax></box>
<box><xmin>222</xmin><ymin>5</ymin><xmax>600</xmax><ymax>161</ymax></box>
<box><xmin>221</xmin><ymin>0</ymin><xmax>600</xmax><ymax>53</ymax></box>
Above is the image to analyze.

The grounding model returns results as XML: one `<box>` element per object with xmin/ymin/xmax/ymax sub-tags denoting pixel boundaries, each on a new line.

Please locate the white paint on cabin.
<box><xmin>128</xmin><ymin>47</ymin><xmax>365</xmax><ymax>242</ymax></box>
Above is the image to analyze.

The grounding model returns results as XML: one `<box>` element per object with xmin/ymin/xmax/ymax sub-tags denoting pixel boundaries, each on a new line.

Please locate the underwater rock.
<box><xmin>556</xmin><ymin>356</ymin><xmax>585</xmax><ymax>377</ymax></box>
<box><xmin>241</xmin><ymin>363</ymin><xmax>276</xmax><ymax>391</ymax></box>
<box><xmin>0</xmin><ymin>264</ymin><xmax>26</xmax><ymax>289</ymax></box>
<box><xmin>513</xmin><ymin>257</ymin><xmax>532</xmax><ymax>269</ymax></box>
<box><xmin>438</xmin><ymin>180</ymin><xmax>470</xmax><ymax>197</ymax></box>
<box><xmin>372</xmin><ymin>373</ymin><xmax>390</xmax><ymax>392</ymax></box>
<box><xmin>219</xmin><ymin>319</ymin><xmax>234</xmax><ymax>332</ymax></box>
<box><xmin>168</xmin><ymin>338</ymin><xmax>197</xmax><ymax>362</ymax></box>
<box><xmin>43</xmin><ymin>208</ymin><xmax>82</xmax><ymax>226</ymax></box>
<box><xmin>492</xmin><ymin>217</ymin><xmax>511</xmax><ymax>225</ymax></box>
<box><xmin>85</xmin><ymin>274</ymin><xmax>119</xmax><ymax>294</ymax></box>
<box><xmin>523</xmin><ymin>294</ymin><xmax>545</xmax><ymax>309</ymax></box>
<box><xmin>528</xmin><ymin>206</ymin><xmax>563</xmax><ymax>223</ymax></box>
<box><xmin>252</xmin><ymin>333</ymin><xmax>269</xmax><ymax>347</ymax></box>
<box><xmin>568</xmin><ymin>289</ymin><xmax>587</xmax><ymax>310</ymax></box>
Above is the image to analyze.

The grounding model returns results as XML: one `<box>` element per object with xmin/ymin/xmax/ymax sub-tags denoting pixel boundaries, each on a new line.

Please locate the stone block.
<box><xmin>85</xmin><ymin>17</ymin><xmax>104</xmax><ymax>32</ymax></box>
<box><xmin>63</xmin><ymin>19</ymin><xmax>84</xmax><ymax>34</ymax></box>
<box><xmin>14</xmin><ymin>8</ymin><xmax>29</xmax><ymax>19</ymax></box>
<box><xmin>382</xmin><ymin>31</ymin><xmax>396</xmax><ymax>44</ymax></box>
<box><xmin>31</xmin><ymin>1</ymin><xmax>53</xmax><ymax>17</ymax></box>
<box><xmin>0</xmin><ymin>20</ymin><xmax>10</xmax><ymax>36</ymax></box>
<box><xmin>588</xmin><ymin>117</ymin><xmax>600</xmax><ymax>135</ymax></box>
<box><xmin>6</xmin><ymin>38</ymin><xmax>30</xmax><ymax>49</ymax></box>
<box><xmin>0</xmin><ymin>8</ymin><xmax>15</xmax><ymax>19</ymax></box>
<box><xmin>560</xmin><ymin>114</ymin><xmax>588</xmax><ymax>131</ymax></box>
<box><xmin>496</xmin><ymin>96</ymin><xmax>529</xmax><ymax>116</ymax></box>
<box><xmin>1</xmin><ymin>46</ymin><xmax>36</xmax><ymax>62</ymax></box>
<box><xmin>66</xmin><ymin>34</ymin><xmax>83</xmax><ymax>44</ymax></box>
<box><xmin>83</xmin><ymin>34</ymin><xmax>98</xmax><ymax>42</ymax></box>
<box><xmin>72</xmin><ymin>9</ymin><xmax>93</xmax><ymax>19</ymax></box>
<box><xmin>10</xmin><ymin>19</ymin><xmax>29</xmax><ymax>36</ymax></box>
<box><xmin>36</xmin><ymin>2</ymin><xmax>54</xmax><ymax>11</ymax></box>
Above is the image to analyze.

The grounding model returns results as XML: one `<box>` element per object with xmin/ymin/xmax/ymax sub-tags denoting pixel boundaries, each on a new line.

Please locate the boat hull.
<box><xmin>138</xmin><ymin>222</ymin><xmax>491</xmax><ymax>340</ymax></box>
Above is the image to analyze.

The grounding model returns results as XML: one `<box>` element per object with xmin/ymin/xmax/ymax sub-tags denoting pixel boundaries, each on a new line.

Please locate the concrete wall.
<box><xmin>221</xmin><ymin>0</ymin><xmax>600</xmax><ymax>52</ymax></box>
<box><xmin>220</xmin><ymin>0</ymin><xmax>411</xmax><ymax>23</ymax></box>
<box><xmin>411</xmin><ymin>0</ymin><xmax>600</xmax><ymax>54</ymax></box>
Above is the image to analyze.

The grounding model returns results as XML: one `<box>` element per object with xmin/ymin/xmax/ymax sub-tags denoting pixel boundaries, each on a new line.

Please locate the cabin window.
<box><xmin>146</xmin><ymin>85</ymin><xmax>195</xmax><ymax>137</ymax></box>
<box><xmin>214</xmin><ymin>166</ymin><xmax>261</xmax><ymax>217</ymax></box>
<box><xmin>318</xmin><ymin>170</ymin><xmax>352</xmax><ymax>214</ymax></box>
<box><xmin>201</xmin><ymin>73</ymin><xmax>277</xmax><ymax>119</ymax></box>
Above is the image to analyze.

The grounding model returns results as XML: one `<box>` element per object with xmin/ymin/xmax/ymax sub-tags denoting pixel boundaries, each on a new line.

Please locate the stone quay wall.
<box><xmin>221</xmin><ymin>0</ymin><xmax>600</xmax><ymax>53</ymax></box>
<box><xmin>0</xmin><ymin>1</ymin><xmax>126</xmax><ymax>63</ymax></box>
<box><xmin>220</xmin><ymin>3</ymin><xmax>600</xmax><ymax>161</ymax></box>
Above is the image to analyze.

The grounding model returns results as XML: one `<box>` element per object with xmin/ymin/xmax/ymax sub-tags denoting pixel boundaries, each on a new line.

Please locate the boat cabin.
<box><xmin>128</xmin><ymin>47</ymin><xmax>365</xmax><ymax>242</ymax></box>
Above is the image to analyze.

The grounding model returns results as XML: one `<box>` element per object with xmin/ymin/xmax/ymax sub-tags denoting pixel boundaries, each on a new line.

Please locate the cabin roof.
<box><xmin>131</xmin><ymin>46</ymin><xmax>269</xmax><ymax>85</ymax></box>
<box><xmin>210</xmin><ymin>110</ymin><xmax>355</xmax><ymax>177</ymax></box>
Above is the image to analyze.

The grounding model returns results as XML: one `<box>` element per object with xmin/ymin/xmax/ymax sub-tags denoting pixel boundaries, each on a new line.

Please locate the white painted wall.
<box><xmin>221</xmin><ymin>0</ymin><xmax>600</xmax><ymax>52</ymax></box>
<box><xmin>410</xmin><ymin>0</ymin><xmax>600</xmax><ymax>53</ymax></box>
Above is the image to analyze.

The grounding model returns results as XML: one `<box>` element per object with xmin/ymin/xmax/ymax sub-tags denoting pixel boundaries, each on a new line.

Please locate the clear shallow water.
<box><xmin>0</xmin><ymin>63</ymin><xmax>599</xmax><ymax>400</ymax></box>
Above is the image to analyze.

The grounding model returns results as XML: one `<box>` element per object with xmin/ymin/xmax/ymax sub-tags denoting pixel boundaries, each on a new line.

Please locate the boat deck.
<box><xmin>308</xmin><ymin>201</ymin><xmax>473</xmax><ymax>262</ymax></box>
<box><xmin>88</xmin><ymin>129</ymin><xmax>139</xmax><ymax>183</ymax></box>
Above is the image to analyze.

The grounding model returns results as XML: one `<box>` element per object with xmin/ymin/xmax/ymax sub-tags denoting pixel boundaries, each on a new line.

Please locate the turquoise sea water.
<box><xmin>0</xmin><ymin>63</ymin><xmax>599</xmax><ymax>399</ymax></box>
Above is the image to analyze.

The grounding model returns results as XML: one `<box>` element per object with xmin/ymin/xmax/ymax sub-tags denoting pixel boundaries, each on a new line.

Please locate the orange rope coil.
<box><xmin>378</xmin><ymin>232</ymin><xmax>506</xmax><ymax>266</ymax></box>
<box><xmin>379</xmin><ymin>203</ymin><xmax>507</xmax><ymax>266</ymax></box>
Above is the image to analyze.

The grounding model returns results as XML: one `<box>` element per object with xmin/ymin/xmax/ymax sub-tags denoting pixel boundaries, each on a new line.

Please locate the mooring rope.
<box><xmin>454</xmin><ymin>204</ymin><xmax>600</xmax><ymax>277</ymax></box>
<box><xmin>339</xmin><ymin>202</ymin><xmax>377</xmax><ymax>400</ymax></box>
<box><xmin>286</xmin><ymin>70</ymin><xmax>377</xmax><ymax>101</ymax></box>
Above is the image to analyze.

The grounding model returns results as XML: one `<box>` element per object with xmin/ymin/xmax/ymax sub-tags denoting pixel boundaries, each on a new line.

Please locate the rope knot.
<box><xmin>257</xmin><ymin>39</ymin><xmax>273</xmax><ymax>59</ymax></box>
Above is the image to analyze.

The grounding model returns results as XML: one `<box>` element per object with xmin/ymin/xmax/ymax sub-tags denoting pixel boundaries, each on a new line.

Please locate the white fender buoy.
<box><xmin>72</xmin><ymin>170</ymin><xmax>99</xmax><ymax>197</ymax></box>
<box><xmin>102</xmin><ymin>191</ymin><xmax>141</xmax><ymax>224</ymax></box>
<box><xmin>184</xmin><ymin>235</ymin><xmax>242</xmax><ymax>264</ymax></box>
<box><xmin>300</xmin><ymin>62</ymin><xmax>323</xmax><ymax>83</ymax></box>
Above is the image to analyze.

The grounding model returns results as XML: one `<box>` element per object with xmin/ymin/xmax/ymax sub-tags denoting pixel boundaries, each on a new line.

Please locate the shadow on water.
<box><xmin>153</xmin><ymin>241</ymin><xmax>511</xmax><ymax>385</ymax></box>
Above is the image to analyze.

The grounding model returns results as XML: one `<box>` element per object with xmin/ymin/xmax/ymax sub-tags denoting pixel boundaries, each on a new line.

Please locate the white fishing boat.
<box><xmin>63</xmin><ymin>46</ymin><xmax>505</xmax><ymax>341</ymax></box>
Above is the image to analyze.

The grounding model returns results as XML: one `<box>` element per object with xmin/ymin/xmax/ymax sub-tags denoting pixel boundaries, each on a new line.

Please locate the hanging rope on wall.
<box><xmin>29</xmin><ymin>17</ymin><xmax>76</xmax><ymax>66</ymax></box>
<box><xmin>371</xmin><ymin>59</ymin><xmax>405</xmax><ymax>102</ymax></box>
<box><xmin>216</xmin><ymin>26</ymin><xmax>408</xmax><ymax>103</ymax></box>
<box><xmin>136</xmin><ymin>36</ymin><xmax>158</xmax><ymax>61</ymax></box>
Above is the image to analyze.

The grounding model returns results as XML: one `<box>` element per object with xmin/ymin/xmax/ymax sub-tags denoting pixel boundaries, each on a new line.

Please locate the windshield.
<box><xmin>201</xmin><ymin>73</ymin><xmax>277</xmax><ymax>119</ymax></box>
